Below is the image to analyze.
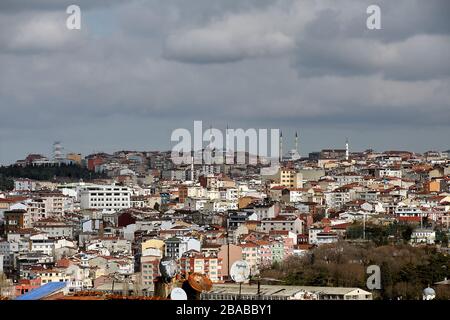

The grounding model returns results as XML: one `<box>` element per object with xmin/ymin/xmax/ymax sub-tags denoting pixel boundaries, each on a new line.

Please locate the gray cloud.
<box><xmin>294</xmin><ymin>34</ymin><xmax>450</xmax><ymax>80</ymax></box>
<box><xmin>0</xmin><ymin>0</ymin><xmax>449</xmax><ymax>164</ymax></box>
<box><xmin>0</xmin><ymin>0</ymin><xmax>125</xmax><ymax>12</ymax></box>
<box><xmin>162</xmin><ymin>1</ymin><xmax>305</xmax><ymax>63</ymax></box>
<box><xmin>292</xmin><ymin>0</ymin><xmax>450</xmax><ymax>80</ymax></box>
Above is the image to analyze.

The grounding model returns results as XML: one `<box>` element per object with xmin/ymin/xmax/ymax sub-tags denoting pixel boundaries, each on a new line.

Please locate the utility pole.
<box><xmin>363</xmin><ymin>212</ymin><xmax>366</xmax><ymax>240</ymax></box>
<box><xmin>226</xmin><ymin>216</ymin><xmax>230</xmax><ymax>281</ymax></box>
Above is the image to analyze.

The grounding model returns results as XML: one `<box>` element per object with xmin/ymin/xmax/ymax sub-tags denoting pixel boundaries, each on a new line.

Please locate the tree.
<box><xmin>0</xmin><ymin>164</ymin><xmax>106</xmax><ymax>182</ymax></box>
<box><xmin>261</xmin><ymin>243</ymin><xmax>450</xmax><ymax>300</ymax></box>
<box><xmin>0</xmin><ymin>174</ymin><xmax>13</xmax><ymax>191</ymax></box>
<box><xmin>436</xmin><ymin>230</ymin><xmax>449</xmax><ymax>246</ymax></box>
<box><xmin>401</xmin><ymin>226</ymin><xmax>413</xmax><ymax>242</ymax></box>
<box><xmin>346</xmin><ymin>224</ymin><xmax>363</xmax><ymax>239</ymax></box>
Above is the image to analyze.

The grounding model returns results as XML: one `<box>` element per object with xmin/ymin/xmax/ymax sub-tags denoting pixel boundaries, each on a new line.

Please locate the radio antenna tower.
<box><xmin>53</xmin><ymin>141</ymin><xmax>64</xmax><ymax>161</ymax></box>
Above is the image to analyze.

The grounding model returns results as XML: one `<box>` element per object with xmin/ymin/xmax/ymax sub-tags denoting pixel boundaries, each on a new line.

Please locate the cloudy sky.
<box><xmin>0</xmin><ymin>0</ymin><xmax>449</xmax><ymax>164</ymax></box>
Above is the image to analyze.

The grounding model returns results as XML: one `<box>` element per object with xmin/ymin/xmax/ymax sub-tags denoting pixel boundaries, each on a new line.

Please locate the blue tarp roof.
<box><xmin>15</xmin><ymin>282</ymin><xmax>67</xmax><ymax>300</ymax></box>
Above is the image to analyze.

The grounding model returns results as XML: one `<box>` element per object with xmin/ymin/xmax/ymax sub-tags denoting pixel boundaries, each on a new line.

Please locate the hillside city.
<box><xmin>0</xmin><ymin>140</ymin><xmax>449</xmax><ymax>300</ymax></box>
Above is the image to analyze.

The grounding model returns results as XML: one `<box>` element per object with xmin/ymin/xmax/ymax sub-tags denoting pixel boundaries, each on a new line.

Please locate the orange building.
<box><xmin>427</xmin><ymin>179</ymin><xmax>442</xmax><ymax>193</ymax></box>
<box><xmin>15</xmin><ymin>278</ymin><xmax>41</xmax><ymax>297</ymax></box>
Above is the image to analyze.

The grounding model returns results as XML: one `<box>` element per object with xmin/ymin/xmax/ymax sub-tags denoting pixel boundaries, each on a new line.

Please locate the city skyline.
<box><xmin>3</xmin><ymin>135</ymin><xmax>450</xmax><ymax>167</ymax></box>
<box><xmin>1</xmin><ymin>0</ymin><xmax>450</xmax><ymax>165</ymax></box>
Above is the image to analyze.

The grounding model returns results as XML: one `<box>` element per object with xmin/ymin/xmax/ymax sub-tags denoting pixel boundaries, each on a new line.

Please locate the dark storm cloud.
<box><xmin>292</xmin><ymin>0</ymin><xmax>450</xmax><ymax>81</ymax></box>
<box><xmin>0</xmin><ymin>0</ymin><xmax>124</xmax><ymax>12</ymax></box>
<box><xmin>0</xmin><ymin>0</ymin><xmax>449</xmax><ymax>164</ymax></box>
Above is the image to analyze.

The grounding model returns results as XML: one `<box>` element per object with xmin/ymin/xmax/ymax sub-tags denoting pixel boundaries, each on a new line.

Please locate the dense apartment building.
<box><xmin>80</xmin><ymin>184</ymin><xmax>131</xmax><ymax>213</ymax></box>
<box><xmin>180</xmin><ymin>250</ymin><xmax>223</xmax><ymax>283</ymax></box>
<box><xmin>3</xmin><ymin>210</ymin><xmax>32</xmax><ymax>234</ymax></box>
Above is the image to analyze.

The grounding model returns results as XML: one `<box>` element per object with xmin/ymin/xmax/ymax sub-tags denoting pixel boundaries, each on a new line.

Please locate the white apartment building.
<box><xmin>325</xmin><ymin>190</ymin><xmax>354</xmax><ymax>209</ymax></box>
<box><xmin>30</xmin><ymin>233</ymin><xmax>55</xmax><ymax>256</ymax></box>
<box><xmin>241</xmin><ymin>242</ymin><xmax>259</xmax><ymax>274</ymax></box>
<box><xmin>34</xmin><ymin>220</ymin><xmax>74</xmax><ymax>239</ymax></box>
<box><xmin>333</xmin><ymin>174</ymin><xmax>364</xmax><ymax>187</ymax></box>
<box><xmin>186</xmin><ymin>186</ymin><xmax>207</xmax><ymax>198</ymax></box>
<box><xmin>376</xmin><ymin>168</ymin><xmax>403</xmax><ymax>179</ymax></box>
<box><xmin>41</xmin><ymin>194</ymin><xmax>74</xmax><ymax>215</ymax></box>
<box><xmin>308</xmin><ymin>227</ymin><xmax>323</xmax><ymax>245</ymax></box>
<box><xmin>185</xmin><ymin>197</ymin><xmax>210</xmax><ymax>211</ymax></box>
<box><xmin>254</xmin><ymin>203</ymin><xmax>279</xmax><ymax>220</ymax></box>
<box><xmin>411</xmin><ymin>229</ymin><xmax>436</xmax><ymax>245</ymax></box>
<box><xmin>27</xmin><ymin>199</ymin><xmax>47</xmax><ymax>222</ymax></box>
<box><xmin>80</xmin><ymin>184</ymin><xmax>131</xmax><ymax>213</ymax></box>
<box><xmin>226</xmin><ymin>188</ymin><xmax>239</xmax><ymax>202</ymax></box>
<box><xmin>395</xmin><ymin>205</ymin><xmax>426</xmax><ymax>218</ymax></box>
<box><xmin>14</xmin><ymin>178</ymin><xmax>37</xmax><ymax>192</ymax></box>
<box><xmin>25</xmin><ymin>195</ymin><xmax>74</xmax><ymax>222</ymax></box>
<box><xmin>282</xmin><ymin>188</ymin><xmax>308</xmax><ymax>203</ymax></box>
<box><xmin>261</xmin><ymin>216</ymin><xmax>303</xmax><ymax>234</ymax></box>
<box><xmin>315</xmin><ymin>232</ymin><xmax>339</xmax><ymax>245</ymax></box>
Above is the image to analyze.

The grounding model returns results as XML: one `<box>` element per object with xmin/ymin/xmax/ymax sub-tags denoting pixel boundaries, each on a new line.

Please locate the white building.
<box><xmin>261</xmin><ymin>215</ymin><xmax>303</xmax><ymax>234</ymax></box>
<box><xmin>165</xmin><ymin>237</ymin><xmax>201</xmax><ymax>259</ymax></box>
<box><xmin>395</xmin><ymin>205</ymin><xmax>426</xmax><ymax>218</ymax></box>
<box><xmin>254</xmin><ymin>203</ymin><xmax>279</xmax><ymax>220</ymax></box>
<box><xmin>34</xmin><ymin>219</ymin><xmax>74</xmax><ymax>238</ymax></box>
<box><xmin>14</xmin><ymin>179</ymin><xmax>36</xmax><ymax>192</ymax></box>
<box><xmin>80</xmin><ymin>184</ymin><xmax>131</xmax><ymax>213</ymax></box>
<box><xmin>184</xmin><ymin>197</ymin><xmax>206</xmax><ymax>211</ymax></box>
<box><xmin>309</xmin><ymin>228</ymin><xmax>339</xmax><ymax>245</ymax></box>
<box><xmin>376</xmin><ymin>168</ymin><xmax>402</xmax><ymax>179</ymax></box>
<box><xmin>411</xmin><ymin>229</ymin><xmax>436</xmax><ymax>245</ymax></box>
<box><xmin>315</xmin><ymin>232</ymin><xmax>339</xmax><ymax>245</ymax></box>
<box><xmin>30</xmin><ymin>233</ymin><xmax>55</xmax><ymax>256</ymax></box>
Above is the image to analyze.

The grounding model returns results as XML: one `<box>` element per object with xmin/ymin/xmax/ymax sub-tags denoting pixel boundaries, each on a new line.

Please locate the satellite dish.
<box><xmin>159</xmin><ymin>257</ymin><xmax>178</xmax><ymax>282</ymax></box>
<box><xmin>170</xmin><ymin>287</ymin><xmax>188</xmax><ymax>300</ymax></box>
<box><xmin>187</xmin><ymin>273</ymin><xmax>213</xmax><ymax>292</ymax></box>
<box><xmin>230</xmin><ymin>260</ymin><xmax>250</xmax><ymax>283</ymax></box>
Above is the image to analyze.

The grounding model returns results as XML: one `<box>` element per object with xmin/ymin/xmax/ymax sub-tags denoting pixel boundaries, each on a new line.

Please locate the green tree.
<box><xmin>401</xmin><ymin>226</ymin><xmax>413</xmax><ymax>242</ymax></box>
<box><xmin>436</xmin><ymin>230</ymin><xmax>449</xmax><ymax>246</ymax></box>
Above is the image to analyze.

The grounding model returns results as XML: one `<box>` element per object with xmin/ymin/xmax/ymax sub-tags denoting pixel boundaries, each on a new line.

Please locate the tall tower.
<box><xmin>53</xmin><ymin>141</ymin><xmax>64</xmax><ymax>162</ymax></box>
<box><xmin>345</xmin><ymin>138</ymin><xmax>349</xmax><ymax>161</ymax></box>
<box><xmin>191</xmin><ymin>156</ymin><xmax>194</xmax><ymax>181</ymax></box>
<box><xmin>279</xmin><ymin>130</ymin><xmax>283</xmax><ymax>162</ymax></box>
<box><xmin>295</xmin><ymin>131</ymin><xmax>299</xmax><ymax>156</ymax></box>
